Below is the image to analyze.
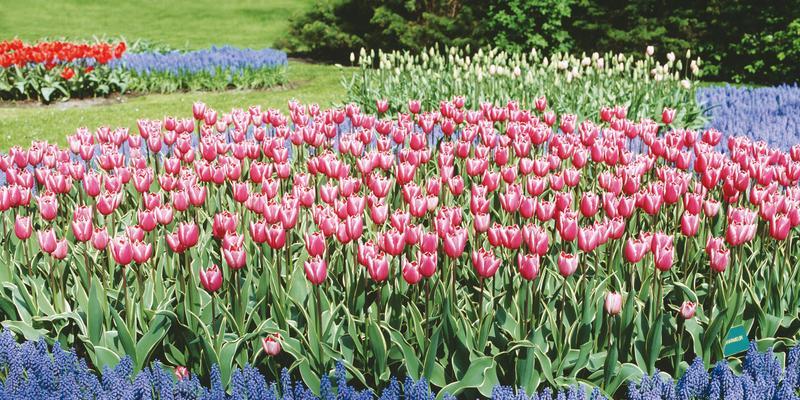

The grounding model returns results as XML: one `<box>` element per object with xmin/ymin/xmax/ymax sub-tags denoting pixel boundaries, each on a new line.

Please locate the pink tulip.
<box><xmin>37</xmin><ymin>192</ymin><xmax>58</xmax><ymax>221</ymax></box>
<box><xmin>14</xmin><ymin>215</ymin><xmax>31</xmax><ymax>240</ymax></box>
<box><xmin>223</xmin><ymin>244</ymin><xmax>246</xmax><ymax>270</ymax></box>
<box><xmin>557</xmin><ymin>210</ymin><xmax>579</xmax><ymax>242</ymax></box>
<box><xmin>679</xmin><ymin>301</ymin><xmax>696</xmax><ymax>319</ymax></box>
<box><xmin>262</xmin><ymin>333</ymin><xmax>282</xmax><ymax>356</ymax></box>
<box><xmin>381</xmin><ymin>228</ymin><xmax>405</xmax><ymax>256</ymax></box>
<box><xmin>769</xmin><ymin>214</ymin><xmax>791</xmax><ymax>240</ymax></box>
<box><xmin>558</xmin><ymin>252</ymin><xmax>579</xmax><ymax>277</ymax></box>
<box><xmin>304</xmin><ymin>256</ymin><xmax>327</xmax><ymax>285</ymax></box>
<box><xmin>604</xmin><ymin>291</ymin><xmax>623</xmax><ymax>315</ymax></box>
<box><xmin>266</xmin><ymin>223</ymin><xmax>286</xmax><ymax>249</ymax></box>
<box><xmin>37</xmin><ymin>229</ymin><xmax>57</xmax><ymax>253</ymax></box>
<box><xmin>92</xmin><ymin>227</ymin><xmax>110</xmax><ymax>250</ymax></box>
<box><xmin>131</xmin><ymin>241</ymin><xmax>153</xmax><ymax>264</ymax></box>
<box><xmin>443</xmin><ymin>227</ymin><xmax>467</xmax><ymax>258</ymax></box>
<box><xmin>579</xmin><ymin>192</ymin><xmax>599</xmax><ymax>217</ymax></box>
<box><xmin>517</xmin><ymin>253</ymin><xmax>540</xmax><ymax>281</ymax></box>
<box><xmin>402</xmin><ymin>259</ymin><xmax>422</xmax><ymax>284</ymax></box>
<box><xmin>304</xmin><ymin>232</ymin><xmax>326</xmax><ymax>257</ymax></box>
<box><xmin>418</xmin><ymin>251</ymin><xmax>437</xmax><ymax>277</ymax></box>
<box><xmin>199</xmin><ymin>264</ymin><xmax>223</xmax><ymax>293</ymax></box>
<box><xmin>471</xmin><ymin>248</ymin><xmax>501</xmax><ymax>279</ymax></box>
<box><xmin>653</xmin><ymin>244</ymin><xmax>674</xmax><ymax>272</ymax></box>
<box><xmin>623</xmin><ymin>237</ymin><xmax>649</xmax><ymax>263</ymax></box>
<box><xmin>111</xmin><ymin>236</ymin><xmax>133</xmax><ymax>265</ymax></box>
<box><xmin>709</xmin><ymin>247</ymin><xmax>730</xmax><ymax>273</ymax></box>
<box><xmin>175</xmin><ymin>366</ymin><xmax>190</xmax><ymax>381</ymax></box>
<box><xmin>680</xmin><ymin>212</ymin><xmax>700</xmax><ymax>237</ymax></box>
<box><xmin>177</xmin><ymin>222</ymin><xmax>199</xmax><ymax>248</ymax></box>
<box><xmin>368</xmin><ymin>252</ymin><xmax>390</xmax><ymax>282</ymax></box>
<box><xmin>662</xmin><ymin>107</ymin><xmax>676</xmax><ymax>125</ymax></box>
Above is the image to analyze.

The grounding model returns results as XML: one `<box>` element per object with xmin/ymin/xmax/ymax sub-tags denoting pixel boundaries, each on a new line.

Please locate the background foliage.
<box><xmin>281</xmin><ymin>0</ymin><xmax>800</xmax><ymax>84</ymax></box>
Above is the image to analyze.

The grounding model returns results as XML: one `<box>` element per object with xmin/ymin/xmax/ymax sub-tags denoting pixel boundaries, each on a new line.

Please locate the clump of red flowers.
<box><xmin>0</xmin><ymin>39</ymin><xmax>126</xmax><ymax>69</ymax></box>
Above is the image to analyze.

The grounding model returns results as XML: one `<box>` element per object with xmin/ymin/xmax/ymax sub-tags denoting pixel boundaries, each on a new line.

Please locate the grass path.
<box><xmin>0</xmin><ymin>0</ymin><xmax>313</xmax><ymax>49</ymax></box>
<box><xmin>0</xmin><ymin>0</ymin><xmax>351</xmax><ymax>148</ymax></box>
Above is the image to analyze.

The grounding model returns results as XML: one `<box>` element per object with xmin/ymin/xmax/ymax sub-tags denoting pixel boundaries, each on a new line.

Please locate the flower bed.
<box><xmin>696</xmin><ymin>84</ymin><xmax>800</xmax><ymax>150</ymax></box>
<box><xmin>2</xmin><ymin>329</ymin><xmax>800</xmax><ymax>400</ymax></box>
<box><xmin>0</xmin><ymin>39</ymin><xmax>127</xmax><ymax>102</ymax></box>
<box><xmin>1</xmin><ymin>97</ymin><xmax>800</xmax><ymax>397</ymax></box>
<box><xmin>0</xmin><ymin>39</ymin><xmax>287</xmax><ymax>102</ymax></box>
<box><xmin>344</xmin><ymin>46</ymin><xmax>704</xmax><ymax>128</ymax></box>
<box><xmin>110</xmin><ymin>46</ymin><xmax>287</xmax><ymax>92</ymax></box>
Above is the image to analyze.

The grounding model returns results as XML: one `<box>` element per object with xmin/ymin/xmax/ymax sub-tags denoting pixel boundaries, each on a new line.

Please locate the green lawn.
<box><xmin>0</xmin><ymin>62</ymin><xmax>351</xmax><ymax>148</ymax></box>
<box><xmin>0</xmin><ymin>0</ymin><xmax>351</xmax><ymax>149</ymax></box>
<box><xmin>0</xmin><ymin>0</ymin><xmax>313</xmax><ymax>49</ymax></box>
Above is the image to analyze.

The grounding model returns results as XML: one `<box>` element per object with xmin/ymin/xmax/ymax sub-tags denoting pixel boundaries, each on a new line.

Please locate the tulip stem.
<box><xmin>48</xmin><ymin>256</ymin><xmax>59</xmax><ymax>313</ymax></box>
<box><xmin>211</xmin><ymin>294</ymin><xmax>217</xmax><ymax>331</ymax></box>
<box><xmin>23</xmin><ymin>239</ymin><xmax>31</xmax><ymax>277</ymax></box>
<box><xmin>315</xmin><ymin>284</ymin><xmax>323</xmax><ymax>371</ymax></box>
<box><xmin>674</xmin><ymin>318</ymin><xmax>685</xmax><ymax>374</ymax></box>
<box><xmin>478</xmin><ymin>277</ymin><xmax>484</xmax><ymax>332</ymax></box>
<box><xmin>425</xmin><ymin>279</ymin><xmax>431</xmax><ymax>340</ymax></box>
<box><xmin>123</xmin><ymin>267</ymin><xmax>132</xmax><ymax>331</ymax></box>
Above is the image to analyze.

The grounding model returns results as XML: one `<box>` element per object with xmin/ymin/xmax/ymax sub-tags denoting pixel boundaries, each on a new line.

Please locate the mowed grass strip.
<box><xmin>0</xmin><ymin>62</ymin><xmax>351</xmax><ymax>147</ymax></box>
<box><xmin>0</xmin><ymin>0</ymin><xmax>312</xmax><ymax>49</ymax></box>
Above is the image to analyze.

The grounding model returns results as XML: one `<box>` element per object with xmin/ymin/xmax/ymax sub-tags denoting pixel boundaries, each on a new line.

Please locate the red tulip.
<box><xmin>558</xmin><ymin>252</ymin><xmax>579</xmax><ymax>277</ymax></box>
<box><xmin>304</xmin><ymin>256</ymin><xmax>327</xmax><ymax>285</ymax></box>
<box><xmin>199</xmin><ymin>264</ymin><xmax>223</xmax><ymax>292</ymax></box>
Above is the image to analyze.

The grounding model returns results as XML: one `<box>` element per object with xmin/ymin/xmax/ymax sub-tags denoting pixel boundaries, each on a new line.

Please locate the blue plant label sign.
<box><xmin>723</xmin><ymin>325</ymin><xmax>749</xmax><ymax>356</ymax></box>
